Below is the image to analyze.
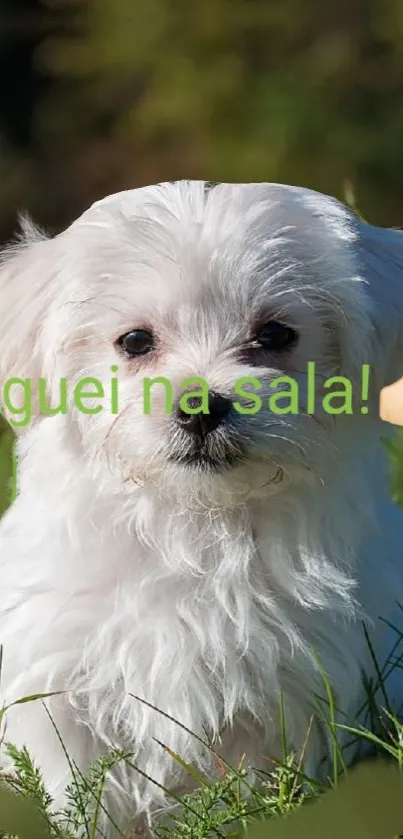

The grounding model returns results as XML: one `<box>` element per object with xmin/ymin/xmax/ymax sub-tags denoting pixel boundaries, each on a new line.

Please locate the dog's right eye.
<box><xmin>116</xmin><ymin>330</ymin><xmax>155</xmax><ymax>356</ymax></box>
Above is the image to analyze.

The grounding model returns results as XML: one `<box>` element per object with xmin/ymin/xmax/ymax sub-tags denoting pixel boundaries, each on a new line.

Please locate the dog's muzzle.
<box><xmin>169</xmin><ymin>391</ymin><xmax>246</xmax><ymax>471</ymax></box>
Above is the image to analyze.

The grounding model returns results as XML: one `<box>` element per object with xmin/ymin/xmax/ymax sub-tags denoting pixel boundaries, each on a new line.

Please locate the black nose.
<box><xmin>176</xmin><ymin>391</ymin><xmax>232</xmax><ymax>436</ymax></box>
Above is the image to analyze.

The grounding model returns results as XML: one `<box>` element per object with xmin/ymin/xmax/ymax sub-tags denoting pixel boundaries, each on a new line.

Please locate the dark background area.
<box><xmin>1</xmin><ymin>0</ymin><xmax>403</xmax><ymax>246</ymax></box>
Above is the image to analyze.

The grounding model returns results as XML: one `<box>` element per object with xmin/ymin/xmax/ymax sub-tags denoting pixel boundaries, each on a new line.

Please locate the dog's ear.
<box><xmin>357</xmin><ymin>221</ymin><xmax>403</xmax><ymax>390</ymax></box>
<box><xmin>0</xmin><ymin>218</ymin><xmax>57</xmax><ymax>432</ymax></box>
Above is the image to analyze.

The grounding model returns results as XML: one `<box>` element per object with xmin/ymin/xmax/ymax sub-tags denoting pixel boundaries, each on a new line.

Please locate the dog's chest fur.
<box><xmin>53</xmin><ymin>486</ymin><xmax>367</xmax><ymax>793</ymax></box>
<box><xmin>0</xmin><ymin>431</ymin><xmax>401</xmax><ymax>823</ymax></box>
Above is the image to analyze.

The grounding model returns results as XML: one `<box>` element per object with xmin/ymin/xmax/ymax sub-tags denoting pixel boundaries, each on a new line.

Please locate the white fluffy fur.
<box><xmin>0</xmin><ymin>180</ymin><xmax>403</xmax><ymax>834</ymax></box>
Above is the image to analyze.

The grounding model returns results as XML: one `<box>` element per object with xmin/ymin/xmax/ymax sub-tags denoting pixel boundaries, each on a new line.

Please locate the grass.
<box><xmin>0</xmin><ymin>420</ymin><xmax>403</xmax><ymax>837</ymax></box>
<box><xmin>1</xmin><ymin>664</ymin><xmax>403</xmax><ymax>839</ymax></box>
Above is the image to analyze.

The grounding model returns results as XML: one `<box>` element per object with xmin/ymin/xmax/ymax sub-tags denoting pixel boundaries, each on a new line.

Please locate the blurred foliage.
<box><xmin>384</xmin><ymin>431</ymin><xmax>403</xmax><ymax>507</ymax></box>
<box><xmin>1</xmin><ymin>0</ymin><xmax>403</xmax><ymax>243</ymax></box>
<box><xmin>246</xmin><ymin>760</ymin><xmax>403</xmax><ymax>839</ymax></box>
<box><xmin>0</xmin><ymin>425</ymin><xmax>14</xmax><ymax>515</ymax></box>
<box><xmin>0</xmin><ymin>779</ymin><xmax>50</xmax><ymax>839</ymax></box>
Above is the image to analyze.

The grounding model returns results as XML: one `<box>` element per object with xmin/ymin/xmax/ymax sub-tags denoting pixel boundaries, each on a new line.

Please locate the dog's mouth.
<box><xmin>170</xmin><ymin>448</ymin><xmax>245</xmax><ymax>472</ymax></box>
<box><xmin>168</xmin><ymin>430</ymin><xmax>247</xmax><ymax>473</ymax></box>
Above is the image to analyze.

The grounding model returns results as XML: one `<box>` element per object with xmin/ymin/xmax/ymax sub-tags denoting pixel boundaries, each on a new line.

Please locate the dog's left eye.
<box><xmin>116</xmin><ymin>329</ymin><xmax>155</xmax><ymax>356</ymax></box>
<box><xmin>255</xmin><ymin>322</ymin><xmax>297</xmax><ymax>351</ymax></box>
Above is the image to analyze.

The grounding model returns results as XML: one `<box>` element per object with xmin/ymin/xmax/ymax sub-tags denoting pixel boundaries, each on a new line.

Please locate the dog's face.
<box><xmin>1</xmin><ymin>181</ymin><xmax>402</xmax><ymax>504</ymax></box>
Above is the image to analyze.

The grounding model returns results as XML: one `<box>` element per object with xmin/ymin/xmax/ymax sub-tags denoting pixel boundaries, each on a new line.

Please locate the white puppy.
<box><xmin>0</xmin><ymin>180</ymin><xmax>403</xmax><ymax>834</ymax></box>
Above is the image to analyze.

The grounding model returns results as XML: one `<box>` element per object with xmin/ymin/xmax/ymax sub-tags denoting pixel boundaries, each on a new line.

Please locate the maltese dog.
<box><xmin>0</xmin><ymin>180</ymin><xmax>403</xmax><ymax>834</ymax></box>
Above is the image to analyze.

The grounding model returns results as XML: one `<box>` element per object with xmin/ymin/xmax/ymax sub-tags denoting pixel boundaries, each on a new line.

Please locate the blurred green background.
<box><xmin>2</xmin><ymin>0</ymin><xmax>403</xmax><ymax>242</ymax></box>
<box><xmin>1</xmin><ymin>0</ymin><xmax>403</xmax><ymax>513</ymax></box>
